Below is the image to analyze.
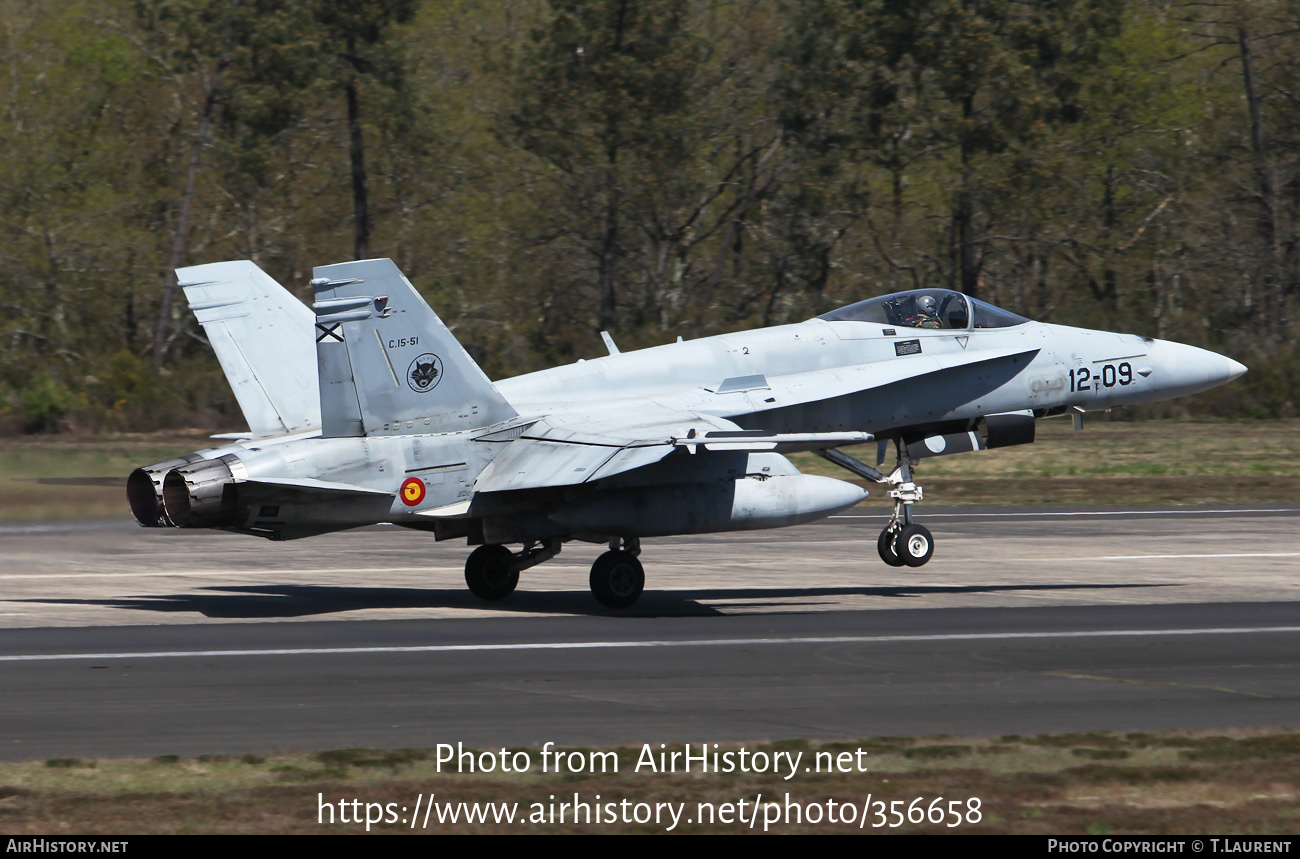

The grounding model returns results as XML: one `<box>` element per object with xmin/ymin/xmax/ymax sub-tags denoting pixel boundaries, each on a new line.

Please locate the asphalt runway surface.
<box><xmin>1</xmin><ymin>505</ymin><xmax>1299</xmax><ymax>759</ymax></box>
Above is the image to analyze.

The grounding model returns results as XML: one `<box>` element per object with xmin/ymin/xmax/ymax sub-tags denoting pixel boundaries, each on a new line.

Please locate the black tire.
<box><xmin>465</xmin><ymin>544</ymin><xmax>519</xmax><ymax>600</ymax></box>
<box><xmin>877</xmin><ymin>528</ymin><xmax>906</xmax><ymax>566</ymax></box>
<box><xmin>590</xmin><ymin>550</ymin><xmax>645</xmax><ymax>609</ymax></box>
<box><xmin>896</xmin><ymin>524</ymin><xmax>934</xmax><ymax>567</ymax></box>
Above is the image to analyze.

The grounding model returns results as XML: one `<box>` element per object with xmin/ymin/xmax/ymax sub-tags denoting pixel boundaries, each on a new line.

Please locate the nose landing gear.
<box><xmin>818</xmin><ymin>442</ymin><xmax>934</xmax><ymax>568</ymax></box>
<box><xmin>887</xmin><ymin>522</ymin><xmax>933</xmax><ymax>566</ymax></box>
<box><xmin>879</xmin><ymin>453</ymin><xmax>932</xmax><ymax>567</ymax></box>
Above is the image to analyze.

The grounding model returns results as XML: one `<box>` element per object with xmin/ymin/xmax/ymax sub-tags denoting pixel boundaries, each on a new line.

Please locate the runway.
<box><xmin>3</xmin><ymin>505</ymin><xmax>1300</xmax><ymax>626</ymax></box>
<box><xmin>1</xmin><ymin>506</ymin><xmax>1298</xmax><ymax>759</ymax></box>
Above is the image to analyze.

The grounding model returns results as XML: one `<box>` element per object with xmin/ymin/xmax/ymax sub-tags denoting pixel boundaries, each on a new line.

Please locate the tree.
<box><xmin>508</xmin><ymin>0</ymin><xmax>784</xmax><ymax>335</ymax></box>
<box><xmin>1175</xmin><ymin>0</ymin><xmax>1300</xmax><ymax>339</ymax></box>
<box><xmin>314</xmin><ymin>0</ymin><xmax>418</xmax><ymax>261</ymax></box>
<box><xmin>777</xmin><ymin>0</ymin><xmax>1124</xmax><ymax>300</ymax></box>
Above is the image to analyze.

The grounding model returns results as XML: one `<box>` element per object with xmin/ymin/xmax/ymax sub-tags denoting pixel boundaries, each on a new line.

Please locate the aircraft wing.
<box><xmin>471</xmin><ymin>410</ymin><xmax>870</xmax><ymax>493</ymax></box>
<box><xmin>472</xmin><ymin>433</ymin><xmax>671</xmax><ymax>492</ymax></box>
<box><xmin>471</xmin><ymin>413</ymin><xmax>713</xmax><ymax>493</ymax></box>
<box><xmin>472</xmin><ymin>344</ymin><xmax>1035</xmax><ymax>495</ymax></box>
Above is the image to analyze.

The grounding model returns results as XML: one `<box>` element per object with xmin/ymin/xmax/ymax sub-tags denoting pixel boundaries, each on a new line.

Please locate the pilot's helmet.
<box><xmin>916</xmin><ymin>295</ymin><xmax>937</xmax><ymax>316</ymax></box>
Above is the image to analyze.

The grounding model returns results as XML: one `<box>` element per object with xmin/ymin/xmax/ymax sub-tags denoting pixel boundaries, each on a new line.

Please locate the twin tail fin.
<box><xmin>311</xmin><ymin>259</ymin><xmax>517</xmax><ymax>436</ymax></box>
<box><xmin>177</xmin><ymin>261</ymin><xmax>320</xmax><ymax>438</ymax></box>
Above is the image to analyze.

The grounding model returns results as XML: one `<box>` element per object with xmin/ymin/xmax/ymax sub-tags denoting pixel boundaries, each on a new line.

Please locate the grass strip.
<box><xmin>0</xmin><ymin>729</ymin><xmax>1296</xmax><ymax>834</ymax></box>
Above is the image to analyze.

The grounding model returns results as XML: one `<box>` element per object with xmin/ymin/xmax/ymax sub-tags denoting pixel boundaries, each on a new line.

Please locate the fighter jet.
<box><xmin>128</xmin><ymin>259</ymin><xmax>1247</xmax><ymax>608</ymax></box>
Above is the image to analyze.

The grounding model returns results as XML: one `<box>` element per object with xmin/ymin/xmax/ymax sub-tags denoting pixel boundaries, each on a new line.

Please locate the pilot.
<box><xmin>910</xmin><ymin>294</ymin><xmax>942</xmax><ymax>329</ymax></box>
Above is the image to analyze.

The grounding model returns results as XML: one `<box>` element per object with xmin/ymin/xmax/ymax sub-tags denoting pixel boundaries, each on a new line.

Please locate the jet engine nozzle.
<box><xmin>162</xmin><ymin>455</ymin><xmax>243</xmax><ymax>528</ymax></box>
<box><xmin>126</xmin><ymin>454</ymin><xmax>209</xmax><ymax>527</ymax></box>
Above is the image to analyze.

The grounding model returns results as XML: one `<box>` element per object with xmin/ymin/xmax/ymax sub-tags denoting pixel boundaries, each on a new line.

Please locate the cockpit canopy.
<box><xmin>818</xmin><ymin>289</ymin><xmax>1030</xmax><ymax>330</ymax></box>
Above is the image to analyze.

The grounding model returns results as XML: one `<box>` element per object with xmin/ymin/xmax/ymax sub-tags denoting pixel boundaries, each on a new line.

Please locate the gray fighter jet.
<box><xmin>128</xmin><ymin>259</ymin><xmax>1247</xmax><ymax>607</ymax></box>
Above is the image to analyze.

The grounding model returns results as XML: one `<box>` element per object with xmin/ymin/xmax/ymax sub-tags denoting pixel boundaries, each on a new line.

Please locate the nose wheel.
<box><xmin>877</xmin><ymin>527</ymin><xmax>905</xmax><ymax>566</ymax></box>
<box><xmin>893</xmin><ymin>523</ymin><xmax>933</xmax><ymax>566</ymax></box>
<box><xmin>818</xmin><ymin>442</ymin><xmax>935</xmax><ymax>568</ymax></box>
<box><xmin>877</xmin><ymin>523</ymin><xmax>933</xmax><ymax>567</ymax></box>
<box><xmin>590</xmin><ymin>538</ymin><xmax>644</xmax><ymax>608</ymax></box>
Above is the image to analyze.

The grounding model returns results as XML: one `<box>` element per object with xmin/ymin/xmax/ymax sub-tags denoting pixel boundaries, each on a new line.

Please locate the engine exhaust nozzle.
<box><xmin>126</xmin><ymin>454</ymin><xmax>208</xmax><ymax>527</ymax></box>
<box><xmin>161</xmin><ymin>455</ymin><xmax>241</xmax><ymax>528</ymax></box>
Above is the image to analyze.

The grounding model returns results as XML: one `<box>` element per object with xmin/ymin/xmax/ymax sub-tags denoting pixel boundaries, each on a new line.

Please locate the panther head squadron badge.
<box><xmin>406</xmin><ymin>353</ymin><xmax>443</xmax><ymax>392</ymax></box>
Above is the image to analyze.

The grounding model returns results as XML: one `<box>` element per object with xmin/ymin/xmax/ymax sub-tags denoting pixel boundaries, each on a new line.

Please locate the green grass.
<box><xmin>788</xmin><ymin>417</ymin><xmax>1300</xmax><ymax>507</ymax></box>
<box><xmin>4</xmin><ymin>419</ymin><xmax>1300</xmax><ymax>521</ymax></box>
<box><xmin>0</xmin><ymin>431</ymin><xmax>211</xmax><ymax>521</ymax></box>
<box><xmin>791</xmin><ymin>417</ymin><xmax>1300</xmax><ymax>482</ymax></box>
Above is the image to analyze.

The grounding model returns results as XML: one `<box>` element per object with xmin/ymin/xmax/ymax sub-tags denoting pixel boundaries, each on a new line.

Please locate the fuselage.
<box><xmin>128</xmin><ymin>267</ymin><xmax>1252</xmax><ymax>606</ymax></box>
<box><xmin>497</xmin><ymin>316</ymin><xmax>1244</xmax><ymax>434</ymax></box>
<box><xmin>129</xmin><ymin>289</ymin><xmax>1245</xmax><ymax>540</ymax></box>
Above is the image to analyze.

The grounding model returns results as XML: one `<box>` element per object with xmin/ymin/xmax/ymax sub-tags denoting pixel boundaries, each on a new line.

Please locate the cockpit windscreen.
<box><xmin>818</xmin><ymin>290</ymin><xmax>1029</xmax><ymax>330</ymax></box>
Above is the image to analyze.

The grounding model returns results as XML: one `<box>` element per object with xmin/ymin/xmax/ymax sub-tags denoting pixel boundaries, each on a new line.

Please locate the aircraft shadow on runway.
<box><xmin>11</xmin><ymin>581</ymin><xmax>1175</xmax><ymax>619</ymax></box>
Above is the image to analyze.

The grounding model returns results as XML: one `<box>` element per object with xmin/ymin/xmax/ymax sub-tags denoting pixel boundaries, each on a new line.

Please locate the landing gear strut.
<box><xmin>818</xmin><ymin>442</ymin><xmax>934</xmax><ymax>568</ymax></box>
<box><xmin>879</xmin><ymin>448</ymin><xmax>932</xmax><ymax>567</ymax></box>
<box><xmin>464</xmin><ymin>539</ymin><xmax>562</xmax><ymax>601</ymax></box>
<box><xmin>590</xmin><ymin>537</ymin><xmax>644</xmax><ymax>608</ymax></box>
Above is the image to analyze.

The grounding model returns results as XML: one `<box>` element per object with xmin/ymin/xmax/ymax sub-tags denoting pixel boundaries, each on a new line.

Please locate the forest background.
<box><xmin>1</xmin><ymin>0</ymin><xmax>1297</xmax><ymax>435</ymax></box>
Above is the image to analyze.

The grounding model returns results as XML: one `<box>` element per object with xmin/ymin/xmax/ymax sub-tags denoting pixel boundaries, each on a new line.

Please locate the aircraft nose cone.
<box><xmin>1148</xmin><ymin>340</ymin><xmax>1246</xmax><ymax>396</ymax></box>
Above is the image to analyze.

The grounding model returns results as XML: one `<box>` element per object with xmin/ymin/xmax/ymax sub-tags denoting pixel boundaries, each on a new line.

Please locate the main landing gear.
<box><xmin>590</xmin><ymin>538</ymin><xmax>644</xmax><ymax>609</ymax></box>
<box><xmin>818</xmin><ymin>442</ymin><xmax>934</xmax><ymax>568</ymax></box>
<box><xmin>464</xmin><ymin>538</ymin><xmax>561</xmax><ymax>601</ymax></box>
<box><xmin>464</xmin><ymin>544</ymin><xmax>518</xmax><ymax>600</ymax></box>
<box><xmin>463</xmin><ymin>536</ymin><xmax>646</xmax><ymax>608</ymax></box>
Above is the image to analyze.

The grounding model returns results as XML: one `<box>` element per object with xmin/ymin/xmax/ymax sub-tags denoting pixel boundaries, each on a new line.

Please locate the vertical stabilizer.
<box><xmin>178</xmin><ymin>261</ymin><xmax>320</xmax><ymax>437</ymax></box>
<box><xmin>312</xmin><ymin>259</ymin><xmax>517</xmax><ymax>436</ymax></box>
